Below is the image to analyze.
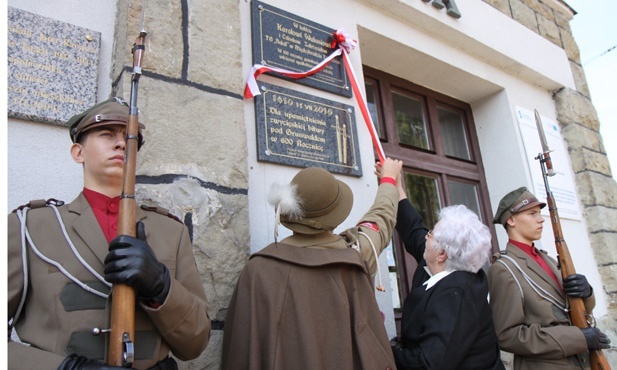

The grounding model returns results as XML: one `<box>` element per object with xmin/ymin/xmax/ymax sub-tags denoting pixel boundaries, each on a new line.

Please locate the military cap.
<box><xmin>280</xmin><ymin>167</ymin><xmax>354</xmax><ymax>234</ymax></box>
<box><xmin>67</xmin><ymin>97</ymin><xmax>145</xmax><ymax>148</ymax></box>
<box><xmin>493</xmin><ymin>186</ymin><xmax>546</xmax><ymax>226</ymax></box>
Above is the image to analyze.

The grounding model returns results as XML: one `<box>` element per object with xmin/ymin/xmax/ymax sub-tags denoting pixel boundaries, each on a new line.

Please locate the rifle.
<box><xmin>108</xmin><ymin>1</ymin><xmax>147</xmax><ymax>366</ymax></box>
<box><xmin>534</xmin><ymin>109</ymin><xmax>611</xmax><ymax>370</ymax></box>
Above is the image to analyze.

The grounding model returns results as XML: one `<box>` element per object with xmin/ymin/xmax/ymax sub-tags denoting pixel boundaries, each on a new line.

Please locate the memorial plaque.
<box><xmin>251</xmin><ymin>1</ymin><xmax>352</xmax><ymax>97</ymax></box>
<box><xmin>8</xmin><ymin>7</ymin><xmax>101</xmax><ymax>125</ymax></box>
<box><xmin>255</xmin><ymin>82</ymin><xmax>362</xmax><ymax>177</ymax></box>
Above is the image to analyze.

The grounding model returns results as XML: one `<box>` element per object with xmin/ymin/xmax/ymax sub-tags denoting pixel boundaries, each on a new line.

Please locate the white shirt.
<box><xmin>423</xmin><ymin>270</ymin><xmax>453</xmax><ymax>290</ymax></box>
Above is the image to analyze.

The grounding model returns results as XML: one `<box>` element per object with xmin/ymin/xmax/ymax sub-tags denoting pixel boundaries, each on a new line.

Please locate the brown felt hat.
<box><xmin>68</xmin><ymin>97</ymin><xmax>145</xmax><ymax>148</ymax></box>
<box><xmin>493</xmin><ymin>186</ymin><xmax>546</xmax><ymax>226</ymax></box>
<box><xmin>281</xmin><ymin>167</ymin><xmax>353</xmax><ymax>234</ymax></box>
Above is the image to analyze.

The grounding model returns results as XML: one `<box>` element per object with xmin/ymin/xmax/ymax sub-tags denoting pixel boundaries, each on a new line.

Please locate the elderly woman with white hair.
<box><xmin>391</xmin><ymin>204</ymin><xmax>505</xmax><ymax>370</ymax></box>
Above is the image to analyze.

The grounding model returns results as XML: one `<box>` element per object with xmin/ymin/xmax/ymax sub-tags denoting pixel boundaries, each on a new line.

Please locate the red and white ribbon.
<box><xmin>244</xmin><ymin>28</ymin><xmax>386</xmax><ymax>163</ymax></box>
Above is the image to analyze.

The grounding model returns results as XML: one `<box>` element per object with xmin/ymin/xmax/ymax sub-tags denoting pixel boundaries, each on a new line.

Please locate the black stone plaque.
<box><xmin>251</xmin><ymin>1</ymin><xmax>352</xmax><ymax>98</ymax></box>
<box><xmin>255</xmin><ymin>82</ymin><xmax>362</xmax><ymax>177</ymax></box>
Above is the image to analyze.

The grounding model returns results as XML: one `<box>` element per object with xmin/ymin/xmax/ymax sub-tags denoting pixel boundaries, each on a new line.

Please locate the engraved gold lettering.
<box><xmin>8</xmin><ymin>25</ymin><xmax>32</xmax><ymax>38</ymax></box>
<box><xmin>303</xmin><ymin>34</ymin><xmax>328</xmax><ymax>48</ymax></box>
<box><xmin>76</xmin><ymin>56</ymin><xmax>96</xmax><ymax>67</ymax></box>
<box><xmin>297</xmin><ymin>24</ymin><xmax>312</xmax><ymax>34</ymax></box>
<box><xmin>274</xmin><ymin>38</ymin><xmax>289</xmax><ymax>47</ymax></box>
<box><xmin>8</xmin><ymin>85</ymin><xmax>27</xmax><ymax>94</ymax></box>
<box><xmin>293</xmin><ymin>44</ymin><xmax>323</xmax><ymax>59</ymax></box>
<box><xmin>63</xmin><ymin>38</ymin><xmax>96</xmax><ymax>53</ymax></box>
<box><xmin>276</xmin><ymin>23</ymin><xmax>302</xmax><ymax>38</ymax></box>
<box><xmin>39</xmin><ymin>33</ymin><xmax>60</xmax><ymax>44</ymax></box>
<box><xmin>269</xmin><ymin>107</ymin><xmax>282</xmax><ymax>115</ymax></box>
<box><xmin>14</xmin><ymin>72</ymin><xmax>48</xmax><ymax>84</ymax></box>
<box><xmin>281</xmin><ymin>33</ymin><xmax>301</xmax><ymax>45</ymax></box>
<box><xmin>12</xmin><ymin>96</ymin><xmax>60</xmax><ymax>113</ymax></box>
<box><xmin>8</xmin><ymin>57</ymin><xmax>62</xmax><ymax>73</ymax></box>
<box><xmin>296</xmin><ymin>140</ymin><xmax>324</xmax><ymax>152</ymax></box>
<box><xmin>270</xmin><ymin>126</ymin><xmax>283</xmax><ymax>134</ymax></box>
<box><xmin>21</xmin><ymin>42</ymin><xmax>48</xmax><ymax>56</ymax></box>
<box><xmin>307</xmin><ymin>125</ymin><xmax>325</xmax><ymax>135</ymax></box>
<box><xmin>53</xmin><ymin>50</ymin><xmax>70</xmax><ymax>60</ymax></box>
<box><xmin>285</xmin><ymin>129</ymin><xmax>326</xmax><ymax>143</ymax></box>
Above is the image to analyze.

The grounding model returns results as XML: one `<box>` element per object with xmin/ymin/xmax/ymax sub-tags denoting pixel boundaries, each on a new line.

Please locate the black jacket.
<box><xmin>392</xmin><ymin>270</ymin><xmax>505</xmax><ymax>370</ymax></box>
<box><xmin>395</xmin><ymin>199</ymin><xmax>430</xmax><ymax>288</ymax></box>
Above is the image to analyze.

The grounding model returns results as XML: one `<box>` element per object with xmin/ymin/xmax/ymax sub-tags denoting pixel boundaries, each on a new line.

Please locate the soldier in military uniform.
<box><xmin>8</xmin><ymin>98</ymin><xmax>211</xmax><ymax>370</ymax></box>
<box><xmin>487</xmin><ymin>187</ymin><xmax>610</xmax><ymax>370</ymax></box>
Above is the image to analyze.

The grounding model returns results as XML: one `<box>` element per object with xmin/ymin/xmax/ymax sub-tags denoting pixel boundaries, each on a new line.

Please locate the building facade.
<box><xmin>7</xmin><ymin>0</ymin><xmax>616</xmax><ymax>368</ymax></box>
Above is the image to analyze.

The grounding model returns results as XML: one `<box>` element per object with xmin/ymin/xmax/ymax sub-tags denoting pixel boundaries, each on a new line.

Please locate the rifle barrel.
<box><xmin>108</xmin><ymin>3</ymin><xmax>147</xmax><ymax>365</ymax></box>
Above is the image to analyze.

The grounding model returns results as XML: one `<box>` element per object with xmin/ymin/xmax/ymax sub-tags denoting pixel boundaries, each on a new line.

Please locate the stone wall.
<box><xmin>112</xmin><ymin>1</ymin><xmax>249</xmax><ymax>368</ymax></box>
<box><xmin>484</xmin><ymin>0</ymin><xmax>617</xmax><ymax>366</ymax></box>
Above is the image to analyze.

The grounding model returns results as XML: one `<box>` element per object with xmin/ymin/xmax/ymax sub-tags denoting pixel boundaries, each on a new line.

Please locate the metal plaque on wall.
<box><xmin>255</xmin><ymin>82</ymin><xmax>362</xmax><ymax>177</ymax></box>
<box><xmin>7</xmin><ymin>7</ymin><xmax>100</xmax><ymax>126</ymax></box>
<box><xmin>251</xmin><ymin>1</ymin><xmax>352</xmax><ymax>98</ymax></box>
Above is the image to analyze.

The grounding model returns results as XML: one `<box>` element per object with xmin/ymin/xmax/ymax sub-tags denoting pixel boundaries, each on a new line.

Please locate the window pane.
<box><xmin>438</xmin><ymin>107</ymin><xmax>470</xmax><ymax>160</ymax></box>
<box><xmin>365</xmin><ymin>81</ymin><xmax>381</xmax><ymax>137</ymax></box>
<box><xmin>387</xmin><ymin>172</ymin><xmax>441</xmax><ymax>312</ymax></box>
<box><xmin>403</xmin><ymin>172</ymin><xmax>441</xmax><ymax>228</ymax></box>
<box><xmin>394</xmin><ymin>92</ymin><xmax>429</xmax><ymax>150</ymax></box>
<box><xmin>448</xmin><ymin>179</ymin><xmax>480</xmax><ymax>217</ymax></box>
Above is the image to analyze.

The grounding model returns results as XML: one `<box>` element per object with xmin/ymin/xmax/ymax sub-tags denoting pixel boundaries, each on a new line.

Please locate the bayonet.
<box><xmin>534</xmin><ymin>109</ymin><xmax>555</xmax><ymax>177</ymax></box>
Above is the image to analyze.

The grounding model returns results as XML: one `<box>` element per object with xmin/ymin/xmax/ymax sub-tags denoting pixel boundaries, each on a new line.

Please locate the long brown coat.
<box><xmin>487</xmin><ymin>243</ymin><xmax>595</xmax><ymax>370</ymax></box>
<box><xmin>222</xmin><ymin>183</ymin><xmax>399</xmax><ymax>370</ymax></box>
<box><xmin>8</xmin><ymin>193</ymin><xmax>211</xmax><ymax>369</ymax></box>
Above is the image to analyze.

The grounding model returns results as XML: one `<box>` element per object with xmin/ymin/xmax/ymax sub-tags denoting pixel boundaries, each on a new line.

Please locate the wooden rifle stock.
<box><xmin>108</xmin><ymin>4</ymin><xmax>147</xmax><ymax>366</ymax></box>
<box><xmin>535</xmin><ymin>110</ymin><xmax>611</xmax><ymax>369</ymax></box>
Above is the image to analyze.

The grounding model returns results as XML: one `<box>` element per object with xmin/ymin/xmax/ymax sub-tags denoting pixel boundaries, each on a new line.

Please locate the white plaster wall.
<box><xmin>7</xmin><ymin>0</ymin><xmax>118</xmax><ymax>212</ymax></box>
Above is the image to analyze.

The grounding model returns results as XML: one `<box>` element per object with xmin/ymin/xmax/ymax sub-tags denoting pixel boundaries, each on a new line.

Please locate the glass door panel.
<box><xmin>403</xmin><ymin>172</ymin><xmax>441</xmax><ymax>227</ymax></box>
<box><xmin>393</xmin><ymin>92</ymin><xmax>430</xmax><ymax>150</ymax></box>
<box><xmin>447</xmin><ymin>179</ymin><xmax>480</xmax><ymax>217</ymax></box>
<box><xmin>365</xmin><ymin>80</ymin><xmax>385</xmax><ymax>139</ymax></box>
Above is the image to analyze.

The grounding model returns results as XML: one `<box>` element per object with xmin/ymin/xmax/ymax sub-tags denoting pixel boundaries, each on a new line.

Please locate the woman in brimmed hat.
<box><xmin>222</xmin><ymin>158</ymin><xmax>403</xmax><ymax>370</ymax></box>
<box><xmin>487</xmin><ymin>187</ymin><xmax>609</xmax><ymax>370</ymax></box>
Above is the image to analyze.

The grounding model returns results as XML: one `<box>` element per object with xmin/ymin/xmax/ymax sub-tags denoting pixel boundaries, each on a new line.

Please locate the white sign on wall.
<box><xmin>515</xmin><ymin>106</ymin><xmax>582</xmax><ymax>220</ymax></box>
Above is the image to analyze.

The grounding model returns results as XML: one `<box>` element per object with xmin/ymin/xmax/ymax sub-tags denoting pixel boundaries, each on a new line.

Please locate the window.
<box><xmin>364</xmin><ymin>67</ymin><xmax>496</xmax><ymax>332</ymax></box>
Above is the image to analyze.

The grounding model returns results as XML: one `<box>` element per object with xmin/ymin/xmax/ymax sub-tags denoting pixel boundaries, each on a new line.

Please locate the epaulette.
<box><xmin>140</xmin><ymin>205</ymin><xmax>182</xmax><ymax>223</ymax></box>
<box><xmin>491</xmin><ymin>250</ymin><xmax>507</xmax><ymax>263</ymax></box>
<box><xmin>12</xmin><ymin>198</ymin><xmax>65</xmax><ymax>213</ymax></box>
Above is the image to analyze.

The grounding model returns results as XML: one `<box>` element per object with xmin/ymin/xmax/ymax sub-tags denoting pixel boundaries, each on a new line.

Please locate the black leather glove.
<box><xmin>563</xmin><ymin>273</ymin><xmax>592</xmax><ymax>298</ymax></box>
<box><xmin>57</xmin><ymin>354</ymin><xmax>134</xmax><ymax>370</ymax></box>
<box><xmin>105</xmin><ymin>221</ymin><xmax>171</xmax><ymax>304</ymax></box>
<box><xmin>581</xmin><ymin>327</ymin><xmax>611</xmax><ymax>350</ymax></box>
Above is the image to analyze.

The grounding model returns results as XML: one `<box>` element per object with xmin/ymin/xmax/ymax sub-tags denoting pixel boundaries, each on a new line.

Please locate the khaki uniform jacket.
<box><xmin>222</xmin><ymin>182</ymin><xmax>399</xmax><ymax>370</ymax></box>
<box><xmin>8</xmin><ymin>193</ymin><xmax>211</xmax><ymax>370</ymax></box>
<box><xmin>487</xmin><ymin>243</ymin><xmax>595</xmax><ymax>370</ymax></box>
